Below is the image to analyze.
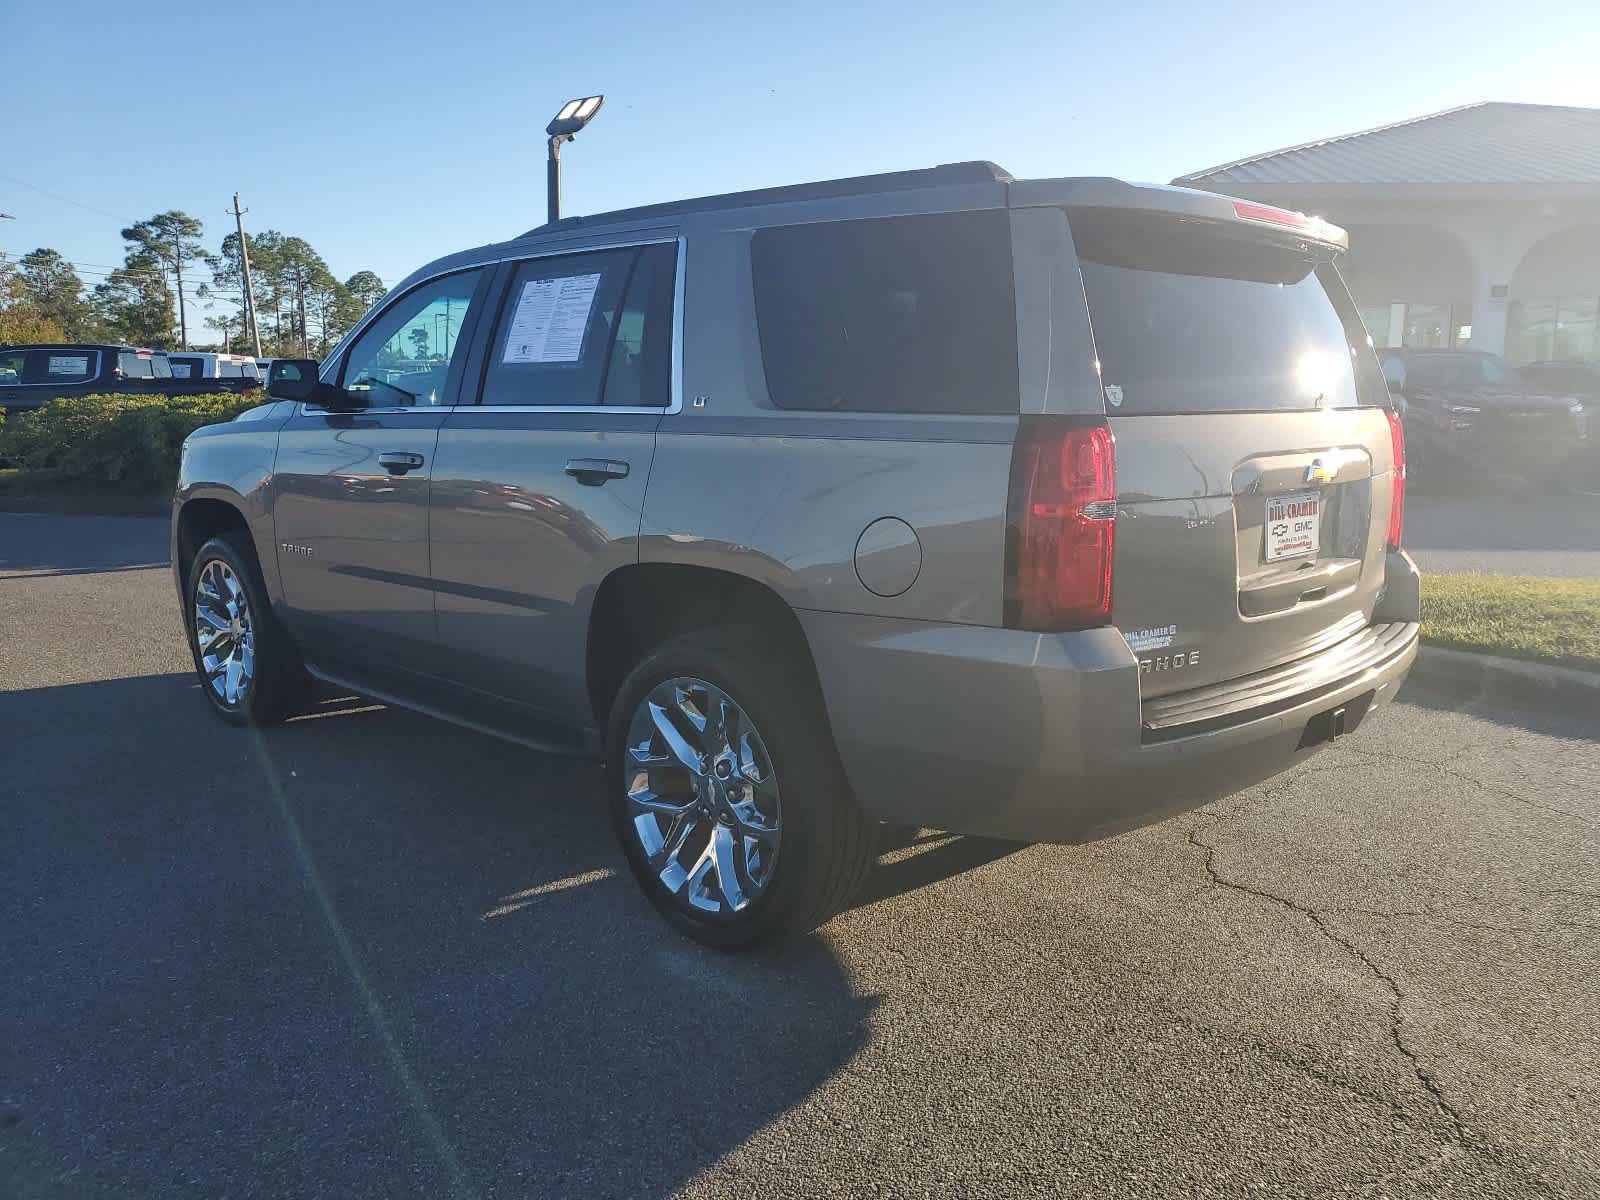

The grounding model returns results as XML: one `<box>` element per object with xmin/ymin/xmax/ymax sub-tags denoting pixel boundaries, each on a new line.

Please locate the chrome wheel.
<box><xmin>623</xmin><ymin>677</ymin><xmax>782</xmax><ymax>918</ymax></box>
<box><xmin>193</xmin><ymin>559</ymin><xmax>255</xmax><ymax>707</ymax></box>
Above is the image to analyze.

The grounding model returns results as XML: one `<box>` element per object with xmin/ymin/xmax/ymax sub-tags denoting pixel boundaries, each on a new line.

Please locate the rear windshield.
<box><xmin>1070</xmin><ymin>208</ymin><xmax>1385</xmax><ymax>414</ymax></box>
<box><xmin>0</xmin><ymin>348</ymin><xmax>99</xmax><ymax>386</ymax></box>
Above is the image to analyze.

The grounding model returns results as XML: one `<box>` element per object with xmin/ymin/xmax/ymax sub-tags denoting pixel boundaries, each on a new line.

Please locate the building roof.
<box><xmin>1175</xmin><ymin>102</ymin><xmax>1600</xmax><ymax>188</ymax></box>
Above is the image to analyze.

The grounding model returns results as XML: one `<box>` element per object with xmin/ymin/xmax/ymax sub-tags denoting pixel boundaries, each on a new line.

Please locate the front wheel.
<box><xmin>607</xmin><ymin>630</ymin><xmax>875</xmax><ymax>949</ymax></box>
<box><xmin>184</xmin><ymin>533</ymin><xmax>312</xmax><ymax>725</ymax></box>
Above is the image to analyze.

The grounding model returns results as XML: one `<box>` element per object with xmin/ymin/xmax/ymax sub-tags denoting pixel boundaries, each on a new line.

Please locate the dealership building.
<box><xmin>1176</xmin><ymin>102</ymin><xmax>1600</xmax><ymax>364</ymax></box>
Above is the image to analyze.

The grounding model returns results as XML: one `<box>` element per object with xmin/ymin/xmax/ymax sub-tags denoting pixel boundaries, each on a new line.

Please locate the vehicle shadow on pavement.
<box><xmin>1398</xmin><ymin>672</ymin><xmax>1600</xmax><ymax>741</ymax></box>
<box><xmin>851</xmin><ymin>829</ymin><xmax>1025</xmax><ymax>910</ymax></box>
<box><xmin>1</xmin><ymin>672</ymin><xmax>877</xmax><ymax>1200</ymax></box>
<box><xmin>0</xmin><ymin>512</ymin><xmax>171</xmax><ymax>577</ymax></box>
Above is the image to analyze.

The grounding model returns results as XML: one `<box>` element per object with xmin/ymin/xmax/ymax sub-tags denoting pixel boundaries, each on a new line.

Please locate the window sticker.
<box><xmin>170</xmin><ymin>363</ymin><xmax>193</xmax><ymax>378</ymax></box>
<box><xmin>501</xmin><ymin>273</ymin><xmax>602</xmax><ymax>364</ymax></box>
<box><xmin>48</xmin><ymin>355</ymin><xmax>90</xmax><ymax>377</ymax></box>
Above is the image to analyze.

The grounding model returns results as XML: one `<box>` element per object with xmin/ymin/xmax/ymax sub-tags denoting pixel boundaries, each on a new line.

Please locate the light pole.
<box><xmin>545</xmin><ymin>95</ymin><xmax>604</xmax><ymax>225</ymax></box>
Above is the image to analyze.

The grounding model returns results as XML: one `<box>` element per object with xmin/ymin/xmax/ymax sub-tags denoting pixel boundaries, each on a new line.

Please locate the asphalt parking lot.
<box><xmin>1406</xmin><ymin>491</ymin><xmax>1600</xmax><ymax>578</ymax></box>
<box><xmin>3</xmin><ymin>513</ymin><xmax>1598</xmax><ymax>1199</ymax></box>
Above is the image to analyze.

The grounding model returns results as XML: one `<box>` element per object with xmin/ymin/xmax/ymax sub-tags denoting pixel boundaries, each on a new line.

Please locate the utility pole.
<box><xmin>230</xmin><ymin>193</ymin><xmax>263</xmax><ymax>359</ymax></box>
<box><xmin>174</xmin><ymin>226</ymin><xmax>189</xmax><ymax>351</ymax></box>
<box><xmin>294</xmin><ymin>262</ymin><xmax>309</xmax><ymax>356</ymax></box>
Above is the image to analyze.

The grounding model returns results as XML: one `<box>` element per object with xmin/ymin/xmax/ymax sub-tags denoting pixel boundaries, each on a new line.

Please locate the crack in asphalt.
<box><xmin>1187</xmin><ymin>814</ymin><xmax>1481</xmax><ymax>1164</ymax></box>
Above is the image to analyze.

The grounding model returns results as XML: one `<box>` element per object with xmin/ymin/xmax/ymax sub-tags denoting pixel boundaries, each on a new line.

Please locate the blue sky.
<box><xmin>5</xmin><ymin>0</ymin><xmax>1598</xmax><ymax>337</ymax></box>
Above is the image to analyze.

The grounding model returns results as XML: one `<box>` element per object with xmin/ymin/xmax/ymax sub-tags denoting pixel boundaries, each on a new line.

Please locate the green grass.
<box><xmin>1422</xmin><ymin>574</ymin><xmax>1600</xmax><ymax>671</ymax></box>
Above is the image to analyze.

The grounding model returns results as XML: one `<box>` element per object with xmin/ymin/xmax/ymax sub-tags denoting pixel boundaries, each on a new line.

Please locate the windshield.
<box><xmin>1472</xmin><ymin>354</ymin><xmax>1517</xmax><ymax>387</ymax></box>
<box><xmin>1070</xmin><ymin>208</ymin><xmax>1384</xmax><ymax>414</ymax></box>
<box><xmin>1408</xmin><ymin>353</ymin><xmax>1522</xmax><ymax>390</ymax></box>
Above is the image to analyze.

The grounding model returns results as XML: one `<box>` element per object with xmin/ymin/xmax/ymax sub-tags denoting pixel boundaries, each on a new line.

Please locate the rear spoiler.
<box><xmin>1008</xmin><ymin>177</ymin><xmax>1348</xmax><ymax>252</ymax></box>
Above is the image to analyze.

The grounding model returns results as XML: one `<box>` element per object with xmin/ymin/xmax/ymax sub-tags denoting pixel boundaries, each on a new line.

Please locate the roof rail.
<box><xmin>519</xmin><ymin>160</ymin><xmax>1012</xmax><ymax>237</ymax></box>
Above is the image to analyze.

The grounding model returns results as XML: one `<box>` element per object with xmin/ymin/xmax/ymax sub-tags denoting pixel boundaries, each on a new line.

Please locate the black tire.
<box><xmin>184</xmin><ymin>533</ymin><xmax>313</xmax><ymax>725</ymax></box>
<box><xmin>606</xmin><ymin>628</ymin><xmax>875</xmax><ymax>949</ymax></box>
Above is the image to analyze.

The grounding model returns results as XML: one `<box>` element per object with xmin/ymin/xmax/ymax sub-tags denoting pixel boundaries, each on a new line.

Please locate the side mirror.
<box><xmin>267</xmin><ymin>358</ymin><xmax>358</xmax><ymax>409</ymax></box>
<box><xmin>267</xmin><ymin>359</ymin><xmax>322</xmax><ymax>402</ymax></box>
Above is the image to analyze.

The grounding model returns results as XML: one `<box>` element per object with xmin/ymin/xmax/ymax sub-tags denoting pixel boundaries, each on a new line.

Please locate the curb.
<box><xmin>1410</xmin><ymin>642</ymin><xmax>1600</xmax><ymax>707</ymax></box>
<box><xmin>0</xmin><ymin>493</ymin><xmax>170</xmax><ymax>518</ymax></box>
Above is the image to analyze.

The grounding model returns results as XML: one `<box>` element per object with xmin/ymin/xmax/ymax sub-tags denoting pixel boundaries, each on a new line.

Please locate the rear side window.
<box><xmin>750</xmin><ymin>211</ymin><xmax>1019</xmax><ymax>414</ymax></box>
<box><xmin>1071</xmin><ymin>208</ymin><xmax>1386</xmax><ymax>414</ymax></box>
<box><xmin>479</xmin><ymin>244</ymin><xmax>676</xmax><ymax>408</ymax></box>
<box><xmin>169</xmin><ymin>356</ymin><xmax>202</xmax><ymax>379</ymax></box>
<box><xmin>0</xmin><ymin>349</ymin><xmax>98</xmax><ymax>385</ymax></box>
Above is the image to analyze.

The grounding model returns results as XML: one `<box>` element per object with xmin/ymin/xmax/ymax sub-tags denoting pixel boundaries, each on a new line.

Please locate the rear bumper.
<box><xmin>800</xmin><ymin>552</ymin><xmax>1421</xmax><ymax>843</ymax></box>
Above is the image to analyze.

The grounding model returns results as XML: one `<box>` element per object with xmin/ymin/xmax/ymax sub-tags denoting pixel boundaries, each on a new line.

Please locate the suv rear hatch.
<box><xmin>1066</xmin><ymin>204</ymin><xmax>1399</xmax><ymax>702</ymax></box>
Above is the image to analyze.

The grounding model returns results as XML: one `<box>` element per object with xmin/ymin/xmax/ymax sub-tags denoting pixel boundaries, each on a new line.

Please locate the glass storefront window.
<box><xmin>1507</xmin><ymin>296</ymin><xmax>1599</xmax><ymax>364</ymax></box>
<box><xmin>1403</xmin><ymin>304</ymin><xmax>1450</xmax><ymax>348</ymax></box>
<box><xmin>1358</xmin><ymin>304</ymin><xmax>1391</xmax><ymax>347</ymax></box>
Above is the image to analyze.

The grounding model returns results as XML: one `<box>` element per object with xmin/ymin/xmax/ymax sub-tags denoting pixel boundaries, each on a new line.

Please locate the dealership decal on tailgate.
<box><xmin>1264</xmin><ymin>491</ymin><xmax>1320</xmax><ymax>561</ymax></box>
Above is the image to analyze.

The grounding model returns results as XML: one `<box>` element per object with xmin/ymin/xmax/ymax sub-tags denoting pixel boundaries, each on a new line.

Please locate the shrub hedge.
<box><xmin>0</xmin><ymin>392</ymin><xmax>258</xmax><ymax>493</ymax></box>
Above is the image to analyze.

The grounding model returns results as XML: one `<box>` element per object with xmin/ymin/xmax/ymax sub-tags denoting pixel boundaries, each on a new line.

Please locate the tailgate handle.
<box><xmin>1238</xmin><ymin>558</ymin><xmax>1361</xmax><ymax>617</ymax></box>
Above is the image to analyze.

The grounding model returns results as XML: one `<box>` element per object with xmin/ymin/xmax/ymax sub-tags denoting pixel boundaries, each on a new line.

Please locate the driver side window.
<box><xmin>339</xmin><ymin>270</ymin><xmax>482</xmax><ymax>408</ymax></box>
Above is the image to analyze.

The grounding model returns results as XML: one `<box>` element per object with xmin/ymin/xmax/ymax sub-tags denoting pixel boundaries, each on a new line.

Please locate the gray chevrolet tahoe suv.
<box><xmin>172</xmin><ymin>162</ymin><xmax>1420</xmax><ymax>947</ymax></box>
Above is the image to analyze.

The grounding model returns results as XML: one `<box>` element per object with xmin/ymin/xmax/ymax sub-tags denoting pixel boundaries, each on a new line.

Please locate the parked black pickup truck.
<box><xmin>1379</xmin><ymin>349</ymin><xmax>1588</xmax><ymax>489</ymax></box>
<box><xmin>0</xmin><ymin>343</ymin><xmax>261</xmax><ymax>416</ymax></box>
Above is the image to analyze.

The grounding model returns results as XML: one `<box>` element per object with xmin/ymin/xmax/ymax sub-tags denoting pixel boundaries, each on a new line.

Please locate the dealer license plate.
<box><xmin>1264</xmin><ymin>491</ymin><xmax>1321</xmax><ymax>562</ymax></box>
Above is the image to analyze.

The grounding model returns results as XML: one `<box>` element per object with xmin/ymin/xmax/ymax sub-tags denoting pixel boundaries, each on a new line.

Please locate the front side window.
<box><xmin>340</xmin><ymin>270</ymin><xmax>482</xmax><ymax>408</ymax></box>
<box><xmin>479</xmin><ymin>243</ymin><xmax>676</xmax><ymax>408</ymax></box>
<box><xmin>118</xmin><ymin>351</ymin><xmax>154</xmax><ymax>379</ymax></box>
<box><xmin>751</xmin><ymin>211</ymin><xmax>1019</xmax><ymax>414</ymax></box>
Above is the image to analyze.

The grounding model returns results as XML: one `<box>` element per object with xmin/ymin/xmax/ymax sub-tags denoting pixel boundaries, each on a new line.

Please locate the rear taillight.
<box><xmin>1005</xmin><ymin>417</ymin><xmax>1117</xmax><ymax>631</ymax></box>
<box><xmin>1385</xmin><ymin>410</ymin><xmax>1406</xmax><ymax>549</ymax></box>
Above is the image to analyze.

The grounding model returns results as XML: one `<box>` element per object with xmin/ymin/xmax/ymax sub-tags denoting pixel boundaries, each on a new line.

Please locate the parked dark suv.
<box><xmin>1520</xmin><ymin>360</ymin><xmax>1600</xmax><ymax>487</ymax></box>
<box><xmin>1379</xmin><ymin>349</ymin><xmax>1587</xmax><ymax>489</ymax></box>
<box><xmin>173</xmin><ymin>163</ymin><xmax>1420</xmax><ymax>947</ymax></box>
<box><xmin>0</xmin><ymin>343</ymin><xmax>260</xmax><ymax>415</ymax></box>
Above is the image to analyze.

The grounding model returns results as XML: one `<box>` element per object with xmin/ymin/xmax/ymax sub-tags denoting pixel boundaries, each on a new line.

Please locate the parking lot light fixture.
<box><xmin>546</xmin><ymin>95</ymin><xmax>605</xmax><ymax>225</ymax></box>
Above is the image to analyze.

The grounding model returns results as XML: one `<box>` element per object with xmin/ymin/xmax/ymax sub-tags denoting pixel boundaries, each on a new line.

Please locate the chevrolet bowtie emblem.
<box><xmin>1305</xmin><ymin>459</ymin><xmax>1335</xmax><ymax>485</ymax></box>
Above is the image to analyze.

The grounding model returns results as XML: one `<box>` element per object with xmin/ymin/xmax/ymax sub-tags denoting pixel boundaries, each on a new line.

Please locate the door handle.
<box><xmin>564</xmin><ymin>458</ymin><xmax>630</xmax><ymax>485</ymax></box>
<box><xmin>377</xmin><ymin>451</ymin><xmax>425</xmax><ymax>476</ymax></box>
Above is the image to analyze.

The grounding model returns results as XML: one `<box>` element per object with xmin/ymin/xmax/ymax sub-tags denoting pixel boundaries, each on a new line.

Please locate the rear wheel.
<box><xmin>184</xmin><ymin>533</ymin><xmax>312</xmax><ymax>725</ymax></box>
<box><xmin>607</xmin><ymin>630</ymin><xmax>875</xmax><ymax>949</ymax></box>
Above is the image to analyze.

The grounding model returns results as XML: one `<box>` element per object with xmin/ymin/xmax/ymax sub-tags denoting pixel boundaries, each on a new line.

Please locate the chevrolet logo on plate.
<box><xmin>1304</xmin><ymin>460</ymin><xmax>1335</xmax><ymax>485</ymax></box>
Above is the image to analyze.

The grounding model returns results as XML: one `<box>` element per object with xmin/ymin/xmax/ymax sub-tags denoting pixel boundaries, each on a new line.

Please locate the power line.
<box><xmin>0</xmin><ymin>174</ymin><xmax>125</xmax><ymax>220</ymax></box>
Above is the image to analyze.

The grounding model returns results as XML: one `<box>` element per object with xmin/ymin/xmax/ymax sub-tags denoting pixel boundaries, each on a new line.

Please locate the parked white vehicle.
<box><xmin>167</xmin><ymin>353</ymin><xmax>262</xmax><ymax>383</ymax></box>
